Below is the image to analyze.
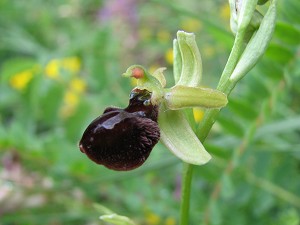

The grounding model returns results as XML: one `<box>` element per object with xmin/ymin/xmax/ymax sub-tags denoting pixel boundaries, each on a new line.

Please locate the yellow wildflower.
<box><xmin>145</xmin><ymin>212</ymin><xmax>161</xmax><ymax>225</ymax></box>
<box><xmin>157</xmin><ymin>30</ymin><xmax>171</xmax><ymax>44</ymax></box>
<box><xmin>9</xmin><ymin>70</ymin><xmax>34</xmax><ymax>91</ymax></box>
<box><xmin>45</xmin><ymin>57</ymin><xmax>81</xmax><ymax>79</ymax></box>
<box><xmin>165</xmin><ymin>217</ymin><xmax>176</xmax><ymax>225</ymax></box>
<box><xmin>180</xmin><ymin>18</ymin><xmax>202</xmax><ymax>32</ymax></box>
<box><xmin>139</xmin><ymin>27</ymin><xmax>152</xmax><ymax>41</ymax></box>
<box><xmin>64</xmin><ymin>90</ymin><xmax>79</xmax><ymax>107</ymax></box>
<box><xmin>60</xmin><ymin>90</ymin><xmax>79</xmax><ymax>118</ymax></box>
<box><xmin>220</xmin><ymin>3</ymin><xmax>231</xmax><ymax>21</ymax></box>
<box><xmin>203</xmin><ymin>45</ymin><xmax>216</xmax><ymax>58</ymax></box>
<box><xmin>60</xmin><ymin>105</ymin><xmax>74</xmax><ymax>118</ymax></box>
<box><xmin>70</xmin><ymin>78</ymin><xmax>86</xmax><ymax>93</ymax></box>
<box><xmin>193</xmin><ymin>107</ymin><xmax>205</xmax><ymax>123</ymax></box>
<box><xmin>45</xmin><ymin>59</ymin><xmax>60</xmax><ymax>79</ymax></box>
<box><xmin>62</xmin><ymin>57</ymin><xmax>81</xmax><ymax>73</ymax></box>
<box><xmin>165</xmin><ymin>48</ymin><xmax>173</xmax><ymax>65</ymax></box>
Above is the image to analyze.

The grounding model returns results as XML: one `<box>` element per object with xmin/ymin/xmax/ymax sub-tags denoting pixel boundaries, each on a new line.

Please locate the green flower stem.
<box><xmin>180</xmin><ymin>1</ymin><xmax>277</xmax><ymax>223</ymax></box>
<box><xmin>218</xmin><ymin>30</ymin><xmax>246</xmax><ymax>86</ymax></box>
<box><xmin>179</xmin><ymin>32</ymin><xmax>243</xmax><ymax>225</ymax></box>
<box><xmin>180</xmin><ymin>10</ymin><xmax>248</xmax><ymax>225</ymax></box>
<box><xmin>198</xmin><ymin>0</ymin><xmax>277</xmax><ymax>139</ymax></box>
<box><xmin>180</xmin><ymin>163</ymin><xmax>194</xmax><ymax>225</ymax></box>
<box><xmin>197</xmin><ymin>79</ymin><xmax>236</xmax><ymax>141</ymax></box>
<box><xmin>179</xmin><ymin>36</ymin><xmax>242</xmax><ymax>223</ymax></box>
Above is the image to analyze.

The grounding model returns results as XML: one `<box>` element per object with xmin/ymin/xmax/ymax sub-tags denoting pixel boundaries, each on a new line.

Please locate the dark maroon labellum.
<box><xmin>79</xmin><ymin>89</ymin><xmax>160</xmax><ymax>171</ymax></box>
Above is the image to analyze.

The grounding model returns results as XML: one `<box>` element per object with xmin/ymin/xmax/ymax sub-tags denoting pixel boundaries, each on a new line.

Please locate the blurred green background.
<box><xmin>0</xmin><ymin>0</ymin><xmax>300</xmax><ymax>224</ymax></box>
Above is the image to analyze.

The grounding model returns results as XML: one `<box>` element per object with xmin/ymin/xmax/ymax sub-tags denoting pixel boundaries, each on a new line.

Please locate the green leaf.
<box><xmin>265</xmin><ymin>44</ymin><xmax>294</xmax><ymax>64</ymax></box>
<box><xmin>218</xmin><ymin>115</ymin><xmax>244</xmax><ymax>137</ymax></box>
<box><xmin>277</xmin><ymin>208</ymin><xmax>300</xmax><ymax>225</ymax></box>
<box><xmin>93</xmin><ymin>203</ymin><xmax>114</xmax><ymax>215</ymax></box>
<box><xmin>255</xmin><ymin>116</ymin><xmax>300</xmax><ymax>139</ymax></box>
<box><xmin>228</xmin><ymin>98</ymin><xmax>258</xmax><ymax>121</ymax></box>
<box><xmin>220</xmin><ymin>175</ymin><xmax>235</xmax><ymax>199</ymax></box>
<box><xmin>275</xmin><ymin>22</ymin><xmax>300</xmax><ymax>45</ymax></box>
<box><xmin>159</xmin><ymin>108</ymin><xmax>211</xmax><ymax>165</ymax></box>
<box><xmin>0</xmin><ymin>57</ymin><xmax>37</xmax><ymax>82</ymax></box>
<box><xmin>204</xmin><ymin>143</ymin><xmax>231</xmax><ymax>159</ymax></box>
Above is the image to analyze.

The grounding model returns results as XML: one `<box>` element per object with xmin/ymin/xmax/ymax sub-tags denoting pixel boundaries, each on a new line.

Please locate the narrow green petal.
<box><xmin>152</xmin><ymin>67</ymin><xmax>167</xmax><ymax>87</ymax></box>
<box><xmin>159</xmin><ymin>108</ymin><xmax>211</xmax><ymax>165</ymax></box>
<box><xmin>164</xmin><ymin>85</ymin><xmax>228</xmax><ymax>110</ymax></box>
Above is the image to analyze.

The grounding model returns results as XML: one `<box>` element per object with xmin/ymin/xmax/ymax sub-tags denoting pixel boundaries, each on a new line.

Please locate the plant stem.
<box><xmin>195</xmin><ymin>30</ymin><xmax>246</xmax><ymax>140</ymax></box>
<box><xmin>196</xmin><ymin>79</ymin><xmax>236</xmax><ymax>141</ymax></box>
<box><xmin>218</xmin><ymin>30</ymin><xmax>246</xmax><ymax>85</ymax></box>
<box><xmin>180</xmin><ymin>23</ymin><xmax>247</xmax><ymax>225</ymax></box>
<box><xmin>180</xmin><ymin>163</ymin><xmax>194</xmax><ymax>225</ymax></box>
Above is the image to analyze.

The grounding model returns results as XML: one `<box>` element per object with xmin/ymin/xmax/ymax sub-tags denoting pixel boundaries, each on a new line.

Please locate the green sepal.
<box><xmin>237</xmin><ymin>0</ymin><xmax>259</xmax><ymax>31</ymax></box>
<box><xmin>229</xmin><ymin>0</ymin><xmax>238</xmax><ymax>34</ymax></box>
<box><xmin>173</xmin><ymin>38</ymin><xmax>182</xmax><ymax>84</ymax></box>
<box><xmin>159</xmin><ymin>107</ymin><xmax>211</xmax><ymax>165</ymax></box>
<box><xmin>175</xmin><ymin>31</ymin><xmax>202</xmax><ymax>87</ymax></box>
<box><xmin>230</xmin><ymin>0</ymin><xmax>277</xmax><ymax>83</ymax></box>
<box><xmin>164</xmin><ymin>85</ymin><xmax>228</xmax><ymax>110</ymax></box>
<box><xmin>229</xmin><ymin>0</ymin><xmax>261</xmax><ymax>39</ymax></box>
<box><xmin>152</xmin><ymin>67</ymin><xmax>167</xmax><ymax>87</ymax></box>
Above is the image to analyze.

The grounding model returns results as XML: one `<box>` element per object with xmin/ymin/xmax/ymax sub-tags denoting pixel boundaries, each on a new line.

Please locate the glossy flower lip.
<box><xmin>79</xmin><ymin>89</ymin><xmax>160</xmax><ymax>171</ymax></box>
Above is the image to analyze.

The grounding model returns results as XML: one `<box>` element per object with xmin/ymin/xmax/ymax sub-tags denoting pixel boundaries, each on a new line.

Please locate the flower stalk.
<box><xmin>197</xmin><ymin>0</ymin><xmax>277</xmax><ymax>141</ymax></box>
<box><xmin>180</xmin><ymin>1</ymin><xmax>277</xmax><ymax>224</ymax></box>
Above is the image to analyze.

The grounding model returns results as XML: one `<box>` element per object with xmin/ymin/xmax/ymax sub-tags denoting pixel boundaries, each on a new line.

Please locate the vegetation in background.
<box><xmin>0</xmin><ymin>0</ymin><xmax>300</xmax><ymax>224</ymax></box>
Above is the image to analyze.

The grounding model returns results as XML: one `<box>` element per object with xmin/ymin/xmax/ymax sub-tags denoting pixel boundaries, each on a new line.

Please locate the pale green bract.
<box><xmin>230</xmin><ymin>0</ymin><xmax>277</xmax><ymax>82</ymax></box>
